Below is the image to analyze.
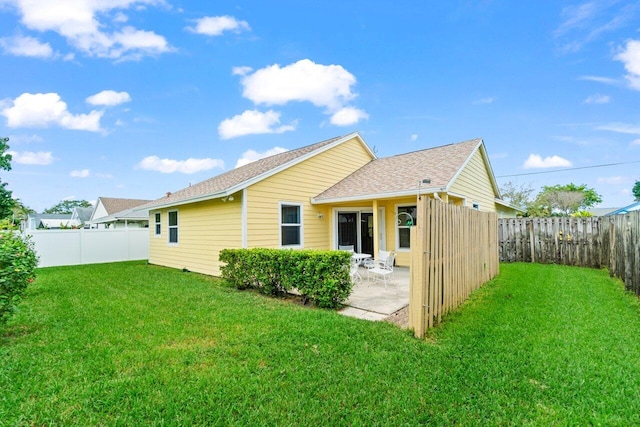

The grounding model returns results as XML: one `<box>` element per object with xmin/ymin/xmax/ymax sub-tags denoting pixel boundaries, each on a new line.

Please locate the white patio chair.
<box><xmin>348</xmin><ymin>258</ymin><xmax>361</xmax><ymax>284</ymax></box>
<box><xmin>363</xmin><ymin>250</ymin><xmax>390</xmax><ymax>274</ymax></box>
<box><xmin>367</xmin><ymin>251</ymin><xmax>396</xmax><ymax>288</ymax></box>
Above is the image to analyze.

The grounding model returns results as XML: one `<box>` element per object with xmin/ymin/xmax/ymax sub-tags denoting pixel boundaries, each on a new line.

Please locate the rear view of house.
<box><xmin>144</xmin><ymin>132</ymin><xmax>518</xmax><ymax>276</ymax></box>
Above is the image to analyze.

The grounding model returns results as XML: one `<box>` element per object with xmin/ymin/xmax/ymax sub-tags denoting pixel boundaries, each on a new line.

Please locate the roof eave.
<box><xmin>146</xmin><ymin>132</ymin><xmax>375</xmax><ymax>210</ymax></box>
<box><xmin>494</xmin><ymin>198</ymin><xmax>525</xmax><ymax>212</ymax></box>
<box><xmin>311</xmin><ymin>188</ymin><xmax>444</xmax><ymax>205</ymax></box>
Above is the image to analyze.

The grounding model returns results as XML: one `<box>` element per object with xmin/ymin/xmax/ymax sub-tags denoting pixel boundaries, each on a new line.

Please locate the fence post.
<box><xmin>409</xmin><ymin>195</ymin><xmax>427</xmax><ymax>338</ymax></box>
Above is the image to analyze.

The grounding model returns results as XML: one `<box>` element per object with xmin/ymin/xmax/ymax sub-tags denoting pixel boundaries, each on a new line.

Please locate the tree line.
<box><xmin>500</xmin><ymin>180</ymin><xmax>640</xmax><ymax>217</ymax></box>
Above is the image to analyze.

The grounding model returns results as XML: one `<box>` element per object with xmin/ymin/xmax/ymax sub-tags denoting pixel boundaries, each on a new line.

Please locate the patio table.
<box><xmin>351</xmin><ymin>253</ymin><xmax>371</xmax><ymax>282</ymax></box>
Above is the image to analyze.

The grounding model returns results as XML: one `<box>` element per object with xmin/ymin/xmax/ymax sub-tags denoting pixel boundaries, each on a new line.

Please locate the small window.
<box><xmin>280</xmin><ymin>203</ymin><xmax>302</xmax><ymax>247</ymax></box>
<box><xmin>397</xmin><ymin>205</ymin><xmax>417</xmax><ymax>250</ymax></box>
<box><xmin>168</xmin><ymin>211</ymin><xmax>178</xmax><ymax>244</ymax></box>
<box><xmin>154</xmin><ymin>212</ymin><xmax>161</xmax><ymax>236</ymax></box>
<box><xmin>472</xmin><ymin>203</ymin><xmax>480</xmax><ymax>211</ymax></box>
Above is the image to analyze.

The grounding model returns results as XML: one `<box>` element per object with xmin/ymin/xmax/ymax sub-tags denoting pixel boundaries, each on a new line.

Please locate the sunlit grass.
<box><xmin>2</xmin><ymin>261</ymin><xmax>640</xmax><ymax>425</ymax></box>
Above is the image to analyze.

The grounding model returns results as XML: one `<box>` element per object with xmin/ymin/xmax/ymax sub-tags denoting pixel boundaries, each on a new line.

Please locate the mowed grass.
<box><xmin>2</xmin><ymin>262</ymin><xmax>640</xmax><ymax>425</ymax></box>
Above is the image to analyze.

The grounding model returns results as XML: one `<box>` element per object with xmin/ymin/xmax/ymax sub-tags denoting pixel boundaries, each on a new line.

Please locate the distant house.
<box><xmin>89</xmin><ymin>197</ymin><xmax>152</xmax><ymax>229</ymax></box>
<box><xmin>588</xmin><ymin>207</ymin><xmax>621</xmax><ymax>217</ymax></box>
<box><xmin>24</xmin><ymin>213</ymin><xmax>80</xmax><ymax>230</ymax></box>
<box><xmin>605</xmin><ymin>201</ymin><xmax>640</xmax><ymax>216</ymax></box>
<box><xmin>141</xmin><ymin>132</ymin><xmax>520</xmax><ymax>276</ymax></box>
<box><xmin>71</xmin><ymin>206</ymin><xmax>94</xmax><ymax>228</ymax></box>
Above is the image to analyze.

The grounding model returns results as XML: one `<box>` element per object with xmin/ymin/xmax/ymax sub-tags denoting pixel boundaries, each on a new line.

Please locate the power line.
<box><xmin>496</xmin><ymin>159</ymin><xmax>640</xmax><ymax>178</ymax></box>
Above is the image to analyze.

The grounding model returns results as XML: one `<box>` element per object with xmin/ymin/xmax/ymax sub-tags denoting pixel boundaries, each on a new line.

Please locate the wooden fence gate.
<box><xmin>409</xmin><ymin>198</ymin><xmax>499</xmax><ymax>338</ymax></box>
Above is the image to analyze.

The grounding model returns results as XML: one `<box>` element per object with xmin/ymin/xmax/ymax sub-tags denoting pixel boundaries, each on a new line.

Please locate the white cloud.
<box><xmin>239</xmin><ymin>59</ymin><xmax>358</xmax><ymax>111</ymax></box>
<box><xmin>70</xmin><ymin>169</ymin><xmax>90</xmax><ymax>178</ymax></box>
<box><xmin>136</xmin><ymin>156</ymin><xmax>224</xmax><ymax>174</ymax></box>
<box><xmin>7</xmin><ymin>150</ymin><xmax>53</xmax><ymax>165</ymax></box>
<box><xmin>329</xmin><ymin>107</ymin><xmax>369</xmax><ymax>126</ymax></box>
<box><xmin>1</xmin><ymin>93</ymin><xmax>103</xmax><ymax>131</ymax></box>
<box><xmin>596</xmin><ymin>122</ymin><xmax>640</xmax><ymax>135</ymax></box>
<box><xmin>583</xmin><ymin>93</ymin><xmax>610</xmax><ymax>104</ymax></box>
<box><xmin>232</xmin><ymin>66</ymin><xmax>253</xmax><ymax>76</ymax></box>
<box><xmin>8</xmin><ymin>134</ymin><xmax>43</xmax><ymax>144</ymax></box>
<box><xmin>86</xmin><ymin>90</ymin><xmax>131</xmax><ymax>106</ymax></box>
<box><xmin>187</xmin><ymin>16</ymin><xmax>250</xmax><ymax>36</ymax></box>
<box><xmin>578</xmin><ymin>75</ymin><xmax>619</xmax><ymax>85</ymax></box>
<box><xmin>523</xmin><ymin>154</ymin><xmax>572</xmax><ymax>169</ymax></box>
<box><xmin>597</xmin><ymin>176</ymin><xmax>628</xmax><ymax>184</ymax></box>
<box><xmin>554</xmin><ymin>2</ymin><xmax>636</xmax><ymax>53</ymax></box>
<box><xmin>218</xmin><ymin>109</ymin><xmax>296</xmax><ymax>140</ymax></box>
<box><xmin>473</xmin><ymin>97</ymin><xmax>495</xmax><ymax>105</ymax></box>
<box><xmin>631</xmin><ymin>139</ymin><xmax>640</xmax><ymax>147</ymax></box>
<box><xmin>6</xmin><ymin>0</ymin><xmax>171</xmax><ymax>61</ymax></box>
<box><xmin>235</xmin><ymin>147</ymin><xmax>288</xmax><ymax>168</ymax></box>
<box><xmin>615</xmin><ymin>39</ymin><xmax>640</xmax><ymax>90</ymax></box>
<box><xmin>410</xmin><ymin>134</ymin><xmax>418</xmax><ymax>141</ymax></box>
<box><xmin>0</xmin><ymin>35</ymin><xmax>53</xmax><ymax>58</ymax></box>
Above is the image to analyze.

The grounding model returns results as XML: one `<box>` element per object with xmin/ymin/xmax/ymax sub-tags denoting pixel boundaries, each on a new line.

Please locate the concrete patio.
<box><xmin>339</xmin><ymin>266</ymin><xmax>410</xmax><ymax>321</ymax></box>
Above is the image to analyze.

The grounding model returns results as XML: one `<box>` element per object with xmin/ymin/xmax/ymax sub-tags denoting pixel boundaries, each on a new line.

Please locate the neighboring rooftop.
<box><xmin>98</xmin><ymin>197</ymin><xmax>152</xmax><ymax>215</ymax></box>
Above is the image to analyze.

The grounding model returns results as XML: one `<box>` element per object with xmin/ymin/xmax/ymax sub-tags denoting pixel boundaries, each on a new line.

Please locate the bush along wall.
<box><xmin>219</xmin><ymin>248</ymin><xmax>353</xmax><ymax>309</ymax></box>
<box><xmin>0</xmin><ymin>231</ymin><xmax>39</xmax><ymax>324</ymax></box>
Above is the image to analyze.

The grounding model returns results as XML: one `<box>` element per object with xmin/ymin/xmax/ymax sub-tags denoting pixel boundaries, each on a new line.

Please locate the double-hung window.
<box><xmin>280</xmin><ymin>203</ymin><xmax>302</xmax><ymax>247</ymax></box>
<box><xmin>154</xmin><ymin>212</ymin><xmax>161</xmax><ymax>236</ymax></box>
<box><xmin>397</xmin><ymin>205</ymin><xmax>417</xmax><ymax>250</ymax></box>
<box><xmin>168</xmin><ymin>211</ymin><xmax>178</xmax><ymax>244</ymax></box>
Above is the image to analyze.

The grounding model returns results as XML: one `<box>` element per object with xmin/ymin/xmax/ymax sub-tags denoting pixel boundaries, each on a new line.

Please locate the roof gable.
<box><xmin>145</xmin><ymin>132</ymin><xmax>374</xmax><ymax>210</ymax></box>
<box><xmin>313</xmin><ymin>138</ymin><xmax>483</xmax><ymax>203</ymax></box>
<box><xmin>92</xmin><ymin>197</ymin><xmax>152</xmax><ymax>220</ymax></box>
<box><xmin>447</xmin><ymin>141</ymin><xmax>501</xmax><ymax>198</ymax></box>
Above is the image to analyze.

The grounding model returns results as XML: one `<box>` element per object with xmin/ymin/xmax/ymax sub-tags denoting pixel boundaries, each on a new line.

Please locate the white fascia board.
<box><xmin>311</xmin><ymin>188</ymin><xmax>444</xmax><ymax>205</ymax></box>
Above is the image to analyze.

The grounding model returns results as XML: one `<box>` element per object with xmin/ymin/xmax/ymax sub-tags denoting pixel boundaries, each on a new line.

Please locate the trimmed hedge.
<box><xmin>219</xmin><ymin>248</ymin><xmax>353</xmax><ymax>309</ymax></box>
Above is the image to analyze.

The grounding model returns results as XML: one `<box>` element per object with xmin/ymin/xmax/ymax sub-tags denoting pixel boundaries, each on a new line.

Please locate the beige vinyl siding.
<box><xmin>246</xmin><ymin>136</ymin><xmax>373</xmax><ymax>250</ymax></box>
<box><xmin>149</xmin><ymin>197</ymin><xmax>242</xmax><ymax>276</ymax></box>
<box><xmin>449</xmin><ymin>150</ymin><xmax>498</xmax><ymax>213</ymax></box>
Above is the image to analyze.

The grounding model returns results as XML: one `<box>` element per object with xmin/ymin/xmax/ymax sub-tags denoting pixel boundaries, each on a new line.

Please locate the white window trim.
<box><xmin>154</xmin><ymin>212</ymin><xmax>161</xmax><ymax>237</ymax></box>
<box><xmin>279</xmin><ymin>201</ymin><xmax>303</xmax><ymax>248</ymax></box>
<box><xmin>395</xmin><ymin>203</ymin><xmax>416</xmax><ymax>253</ymax></box>
<box><xmin>167</xmin><ymin>210</ymin><xmax>179</xmax><ymax>245</ymax></box>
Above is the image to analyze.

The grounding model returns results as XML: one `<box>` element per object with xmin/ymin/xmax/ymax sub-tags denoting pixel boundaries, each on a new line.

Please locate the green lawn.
<box><xmin>2</xmin><ymin>261</ymin><xmax>640</xmax><ymax>425</ymax></box>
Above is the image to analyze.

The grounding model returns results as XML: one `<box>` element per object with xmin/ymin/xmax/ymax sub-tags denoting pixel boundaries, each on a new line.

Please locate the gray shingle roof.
<box><xmin>313</xmin><ymin>138</ymin><xmax>483</xmax><ymax>202</ymax></box>
<box><xmin>143</xmin><ymin>133</ymin><xmax>358</xmax><ymax>209</ymax></box>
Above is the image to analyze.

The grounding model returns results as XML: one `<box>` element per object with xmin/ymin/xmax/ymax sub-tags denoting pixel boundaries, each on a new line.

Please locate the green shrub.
<box><xmin>220</xmin><ymin>248</ymin><xmax>352</xmax><ymax>309</ymax></box>
<box><xmin>0</xmin><ymin>231</ymin><xmax>38</xmax><ymax>324</ymax></box>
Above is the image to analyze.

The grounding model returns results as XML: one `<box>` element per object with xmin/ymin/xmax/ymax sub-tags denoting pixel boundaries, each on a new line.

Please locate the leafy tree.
<box><xmin>0</xmin><ymin>137</ymin><xmax>11</xmax><ymax>171</ymax></box>
<box><xmin>0</xmin><ymin>230</ymin><xmax>38</xmax><ymax>324</ymax></box>
<box><xmin>11</xmin><ymin>199</ymin><xmax>34</xmax><ymax>226</ymax></box>
<box><xmin>633</xmin><ymin>180</ymin><xmax>640</xmax><ymax>202</ymax></box>
<box><xmin>0</xmin><ymin>137</ymin><xmax>38</xmax><ymax>324</ymax></box>
<box><xmin>0</xmin><ymin>137</ymin><xmax>15</xmax><ymax>220</ymax></box>
<box><xmin>499</xmin><ymin>180</ymin><xmax>535</xmax><ymax>211</ymax></box>
<box><xmin>43</xmin><ymin>199</ymin><xmax>92</xmax><ymax>214</ymax></box>
<box><xmin>531</xmin><ymin>183</ymin><xmax>602</xmax><ymax>216</ymax></box>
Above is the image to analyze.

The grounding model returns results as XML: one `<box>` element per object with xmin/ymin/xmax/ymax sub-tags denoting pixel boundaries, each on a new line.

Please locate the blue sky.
<box><xmin>1</xmin><ymin>1</ymin><xmax>639</xmax><ymax>212</ymax></box>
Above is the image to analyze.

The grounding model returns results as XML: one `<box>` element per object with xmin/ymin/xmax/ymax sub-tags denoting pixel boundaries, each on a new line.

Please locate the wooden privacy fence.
<box><xmin>409</xmin><ymin>198</ymin><xmax>499</xmax><ymax>338</ymax></box>
<box><xmin>498</xmin><ymin>212</ymin><xmax>640</xmax><ymax>296</ymax></box>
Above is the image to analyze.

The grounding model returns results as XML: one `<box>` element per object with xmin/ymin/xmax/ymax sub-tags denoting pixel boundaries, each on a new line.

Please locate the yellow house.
<box><xmin>144</xmin><ymin>132</ymin><xmax>519</xmax><ymax>276</ymax></box>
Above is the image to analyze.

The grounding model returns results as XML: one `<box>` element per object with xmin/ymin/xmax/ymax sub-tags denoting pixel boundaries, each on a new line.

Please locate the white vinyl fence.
<box><xmin>24</xmin><ymin>228</ymin><xmax>149</xmax><ymax>268</ymax></box>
